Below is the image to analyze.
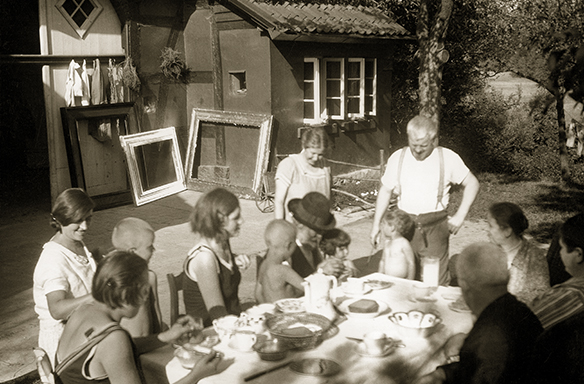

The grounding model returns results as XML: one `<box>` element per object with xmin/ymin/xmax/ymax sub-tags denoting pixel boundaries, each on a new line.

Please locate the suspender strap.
<box><xmin>436</xmin><ymin>147</ymin><xmax>445</xmax><ymax>210</ymax></box>
<box><xmin>54</xmin><ymin>323</ymin><xmax>124</xmax><ymax>377</ymax></box>
<box><xmin>396</xmin><ymin>146</ymin><xmax>445</xmax><ymax>210</ymax></box>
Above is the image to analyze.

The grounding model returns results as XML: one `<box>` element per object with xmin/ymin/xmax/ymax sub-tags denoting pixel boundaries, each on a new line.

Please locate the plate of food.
<box><xmin>338</xmin><ymin>298</ymin><xmax>389</xmax><ymax>319</ymax></box>
<box><xmin>290</xmin><ymin>358</ymin><xmax>341</xmax><ymax>376</ymax></box>
<box><xmin>275</xmin><ymin>298</ymin><xmax>305</xmax><ymax>313</ymax></box>
<box><xmin>364</xmin><ymin>279</ymin><xmax>394</xmax><ymax>290</ymax></box>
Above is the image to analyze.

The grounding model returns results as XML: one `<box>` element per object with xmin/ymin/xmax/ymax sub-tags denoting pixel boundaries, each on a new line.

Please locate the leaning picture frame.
<box><xmin>185</xmin><ymin>109</ymin><xmax>273</xmax><ymax>194</ymax></box>
<box><xmin>120</xmin><ymin>127</ymin><xmax>186</xmax><ymax>206</ymax></box>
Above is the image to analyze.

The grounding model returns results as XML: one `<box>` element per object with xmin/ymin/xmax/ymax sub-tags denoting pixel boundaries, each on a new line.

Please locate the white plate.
<box><xmin>338</xmin><ymin>298</ymin><xmax>389</xmax><ymax>319</ymax></box>
<box><xmin>364</xmin><ymin>279</ymin><xmax>394</xmax><ymax>290</ymax></box>
<box><xmin>341</xmin><ymin>285</ymin><xmax>372</xmax><ymax>296</ymax></box>
<box><xmin>275</xmin><ymin>298</ymin><xmax>305</xmax><ymax>313</ymax></box>
<box><xmin>448</xmin><ymin>300</ymin><xmax>471</xmax><ymax>313</ymax></box>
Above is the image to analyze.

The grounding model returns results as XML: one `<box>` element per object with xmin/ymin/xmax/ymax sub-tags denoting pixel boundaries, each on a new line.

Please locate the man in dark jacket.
<box><xmin>415</xmin><ymin>242</ymin><xmax>543</xmax><ymax>384</ymax></box>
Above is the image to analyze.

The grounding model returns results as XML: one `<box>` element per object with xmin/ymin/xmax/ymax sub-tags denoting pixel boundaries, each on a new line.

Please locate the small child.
<box><xmin>319</xmin><ymin>228</ymin><xmax>359</xmax><ymax>280</ymax></box>
<box><xmin>378</xmin><ymin>209</ymin><xmax>416</xmax><ymax>279</ymax></box>
<box><xmin>111</xmin><ymin>217</ymin><xmax>164</xmax><ymax>337</ymax></box>
<box><xmin>255</xmin><ymin>219</ymin><xmax>305</xmax><ymax>303</ymax></box>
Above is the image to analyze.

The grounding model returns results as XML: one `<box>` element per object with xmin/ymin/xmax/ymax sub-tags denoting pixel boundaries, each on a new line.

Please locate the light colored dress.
<box><xmin>508</xmin><ymin>238</ymin><xmax>550</xmax><ymax>305</ymax></box>
<box><xmin>275</xmin><ymin>151</ymin><xmax>331</xmax><ymax>218</ymax></box>
<box><xmin>33</xmin><ymin>240</ymin><xmax>96</xmax><ymax>364</ymax></box>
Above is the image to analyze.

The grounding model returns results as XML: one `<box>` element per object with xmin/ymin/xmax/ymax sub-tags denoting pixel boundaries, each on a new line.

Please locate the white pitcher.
<box><xmin>303</xmin><ymin>272</ymin><xmax>338</xmax><ymax>321</ymax></box>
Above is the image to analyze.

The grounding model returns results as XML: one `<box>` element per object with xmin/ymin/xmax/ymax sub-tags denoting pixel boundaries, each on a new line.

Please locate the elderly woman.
<box><xmin>33</xmin><ymin>188</ymin><xmax>97</xmax><ymax>364</ymax></box>
<box><xmin>56</xmin><ymin>251</ymin><xmax>222</xmax><ymax>384</ymax></box>
<box><xmin>183</xmin><ymin>188</ymin><xmax>250</xmax><ymax>327</ymax></box>
<box><xmin>274</xmin><ymin>126</ymin><xmax>332</xmax><ymax>220</ymax></box>
<box><xmin>486</xmin><ymin>202</ymin><xmax>549</xmax><ymax>304</ymax></box>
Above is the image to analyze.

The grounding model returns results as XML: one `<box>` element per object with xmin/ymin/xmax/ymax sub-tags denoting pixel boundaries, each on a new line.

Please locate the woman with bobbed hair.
<box><xmin>56</xmin><ymin>251</ymin><xmax>223</xmax><ymax>384</ymax></box>
<box><xmin>486</xmin><ymin>202</ymin><xmax>550</xmax><ymax>304</ymax></box>
<box><xmin>183</xmin><ymin>188</ymin><xmax>250</xmax><ymax>327</ymax></box>
<box><xmin>33</xmin><ymin>188</ymin><xmax>97</xmax><ymax>364</ymax></box>
<box><xmin>274</xmin><ymin>126</ymin><xmax>332</xmax><ymax>220</ymax></box>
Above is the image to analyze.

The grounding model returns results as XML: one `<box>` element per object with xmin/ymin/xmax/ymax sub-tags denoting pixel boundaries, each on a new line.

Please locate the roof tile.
<box><xmin>228</xmin><ymin>0</ymin><xmax>409</xmax><ymax>37</ymax></box>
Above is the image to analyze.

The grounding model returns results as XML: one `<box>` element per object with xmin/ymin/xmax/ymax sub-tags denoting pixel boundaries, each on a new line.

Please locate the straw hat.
<box><xmin>288</xmin><ymin>192</ymin><xmax>336</xmax><ymax>233</ymax></box>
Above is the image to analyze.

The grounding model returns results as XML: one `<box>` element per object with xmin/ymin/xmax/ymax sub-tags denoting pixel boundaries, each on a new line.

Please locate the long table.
<box><xmin>140</xmin><ymin>274</ymin><xmax>474</xmax><ymax>384</ymax></box>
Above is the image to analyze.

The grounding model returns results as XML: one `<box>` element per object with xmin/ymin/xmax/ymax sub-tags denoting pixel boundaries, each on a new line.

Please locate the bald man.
<box><xmin>111</xmin><ymin>217</ymin><xmax>163</xmax><ymax>336</ymax></box>
<box><xmin>415</xmin><ymin>242</ymin><xmax>542</xmax><ymax>384</ymax></box>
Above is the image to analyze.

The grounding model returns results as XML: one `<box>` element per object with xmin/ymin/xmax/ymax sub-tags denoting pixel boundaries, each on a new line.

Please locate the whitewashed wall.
<box><xmin>38</xmin><ymin>0</ymin><xmax>125</xmax><ymax>201</ymax></box>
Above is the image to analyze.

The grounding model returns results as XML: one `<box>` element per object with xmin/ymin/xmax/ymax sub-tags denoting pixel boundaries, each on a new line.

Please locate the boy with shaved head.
<box><xmin>414</xmin><ymin>242</ymin><xmax>542</xmax><ymax>384</ymax></box>
<box><xmin>111</xmin><ymin>217</ymin><xmax>164</xmax><ymax>336</ymax></box>
<box><xmin>255</xmin><ymin>219</ymin><xmax>305</xmax><ymax>303</ymax></box>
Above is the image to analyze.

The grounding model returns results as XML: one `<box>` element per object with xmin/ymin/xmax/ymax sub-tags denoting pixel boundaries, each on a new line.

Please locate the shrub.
<box><xmin>441</xmin><ymin>87</ymin><xmax>560</xmax><ymax>181</ymax></box>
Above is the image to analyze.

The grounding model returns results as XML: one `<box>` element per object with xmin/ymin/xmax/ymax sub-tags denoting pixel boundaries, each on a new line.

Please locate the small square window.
<box><xmin>56</xmin><ymin>0</ymin><xmax>103</xmax><ymax>39</ymax></box>
<box><xmin>230</xmin><ymin>72</ymin><xmax>247</xmax><ymax>95</ymax></box>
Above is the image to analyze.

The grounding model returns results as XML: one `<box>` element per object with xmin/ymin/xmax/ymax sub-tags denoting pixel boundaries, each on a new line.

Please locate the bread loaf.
<box><xmin>348</xmin><ymin>299</ymin><xmax>379</xmax><ymax>313</ymax></box>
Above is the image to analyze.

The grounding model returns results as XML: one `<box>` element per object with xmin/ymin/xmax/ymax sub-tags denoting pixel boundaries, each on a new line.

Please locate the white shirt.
<box><xmin>381</xmin><ymin>147</ymin><xmax>470</xmax><ymax>215</ymax></box>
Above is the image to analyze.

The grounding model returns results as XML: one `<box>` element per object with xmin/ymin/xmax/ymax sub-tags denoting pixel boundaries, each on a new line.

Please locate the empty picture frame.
<box><xmin>120</xmin><ymin>127</ymin><xmax>186</xmax><ymax>206</ymax></box>
<box><xmin>185</xmin><ymin>109</ymin><xmax>273</xmax><ymax>193</ymax></box>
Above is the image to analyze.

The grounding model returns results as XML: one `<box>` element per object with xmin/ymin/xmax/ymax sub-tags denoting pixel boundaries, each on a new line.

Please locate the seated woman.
<box><xmin>183</xmin><ymin>188</ymin><xmax>250</xmax><ymax>327</ymax></box>
<box><xmin>56</xmin><ymin>251</ymin><xmax>223</xmax><ymax>384</ymax></box>
<box><xmin>33</xmin><ymin>188</ymin><xmax>97</xmax><ymax>365</ymax></box>
<box><xmin>486</xmin><ymin>202</ymin><xmax>550</xmax><ymax>304</ymax></box>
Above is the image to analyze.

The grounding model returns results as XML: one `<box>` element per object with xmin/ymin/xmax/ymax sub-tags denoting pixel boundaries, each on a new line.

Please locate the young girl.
<box><xmin>378</xmin><ymin>209</ymin><xmax>416</xmax><ymax>279</ymax></box>
<box><xmin>319</xmin><ymin>228</ymin><xmax>359</xmax><ymax>280</ymax></box>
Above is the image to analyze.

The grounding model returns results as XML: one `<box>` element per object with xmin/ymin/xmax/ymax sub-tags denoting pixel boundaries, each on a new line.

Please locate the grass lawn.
<box><xmin>334</xmin><ymin>172</ymin><xmax>583</xmax><ymax>244</ymax></box>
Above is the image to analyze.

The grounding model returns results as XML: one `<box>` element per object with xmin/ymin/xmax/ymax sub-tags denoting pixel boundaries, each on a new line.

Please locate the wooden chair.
<box><xmin>166</xmin><ymin>271</ymin><xmax>185</xmax><ymax>325</ymax></box>
<box><xmin>33</xmin><ymin>347</ymin><xmax>54</xmax><ymax>384</ymax></box>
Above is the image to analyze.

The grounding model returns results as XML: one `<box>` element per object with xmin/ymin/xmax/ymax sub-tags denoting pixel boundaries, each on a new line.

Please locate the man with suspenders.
<box><xmin>370</xmin><ymin>115</ymin><xmax>480</xmax><ymax>285</ymax></box>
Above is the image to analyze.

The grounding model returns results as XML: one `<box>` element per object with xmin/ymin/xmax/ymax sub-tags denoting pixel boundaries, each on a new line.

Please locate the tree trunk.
<box><xmin>416</xmin><ymin>0</ymin><xmax>453</xmax><ymax>129</ymax></box>
<box><xmin>555</xmin><ymin>90</ymin><xmax>571</xmax><ymax>181</ymax></box>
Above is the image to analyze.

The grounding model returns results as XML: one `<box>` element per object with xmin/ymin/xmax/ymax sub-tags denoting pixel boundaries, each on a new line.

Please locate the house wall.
<box><xmin>271</xmin><ymin>41</ymin><xmax>395</xmax><ymax>170</ymax></box>
<box><xmin>39</xmin><ymin>0</ymin><xmax>125</xmax><ymax>201</ymax></box>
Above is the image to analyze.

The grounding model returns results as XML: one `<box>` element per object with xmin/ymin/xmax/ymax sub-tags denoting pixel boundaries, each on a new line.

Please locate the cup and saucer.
<box><xmin>356</xmin><ymin>331</ymin><xmax>398</xmax><ymax>358</ymax></box>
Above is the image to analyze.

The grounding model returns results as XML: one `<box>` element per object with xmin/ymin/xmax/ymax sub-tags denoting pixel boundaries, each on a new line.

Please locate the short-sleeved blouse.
<box><xmin>275</xmin><ymin>152</ymin><xmax>331</xmax><ymax>218</ymax></box>
<box><xmin>33</xmin><ymin>239</ymin><xmax>96</xmax><ymax>360</ymax></box>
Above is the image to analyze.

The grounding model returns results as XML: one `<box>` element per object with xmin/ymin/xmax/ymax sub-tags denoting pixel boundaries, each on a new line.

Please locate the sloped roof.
<box><xmin>226</xmin><ymin>0</ymin><xmax>411</xmax><ymax>42</ymax></box>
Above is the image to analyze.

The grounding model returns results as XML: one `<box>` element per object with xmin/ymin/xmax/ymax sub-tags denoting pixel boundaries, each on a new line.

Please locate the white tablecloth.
<box><xmin>166</xmin><ymin>274</ymin><xmax>474</xmax><ymax>383</ymax></box>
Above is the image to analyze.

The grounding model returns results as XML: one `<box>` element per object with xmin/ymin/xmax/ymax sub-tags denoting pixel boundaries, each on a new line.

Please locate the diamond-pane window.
<box><xmin>56</xmin><ymin>0</ymin><xmax>103</xmax><ymax>39</ymax></box>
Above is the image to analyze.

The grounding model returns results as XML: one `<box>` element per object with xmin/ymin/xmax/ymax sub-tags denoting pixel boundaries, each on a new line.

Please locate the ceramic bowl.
<box><xmin>253</xmin><ymin>338</ymin><xmax>289</xmax><ymax>361</ymax></box>
<box><xmin>388</xmin><ymin>310</ymin><xmax>442</xmax><ymax>338</ymax></box>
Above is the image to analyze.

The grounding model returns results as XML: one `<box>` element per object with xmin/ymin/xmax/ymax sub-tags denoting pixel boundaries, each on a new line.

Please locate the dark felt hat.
<box><xmin>288</xmin><ymin>192</ymin><xmax>336</xmax><ymax>233</ymax></box>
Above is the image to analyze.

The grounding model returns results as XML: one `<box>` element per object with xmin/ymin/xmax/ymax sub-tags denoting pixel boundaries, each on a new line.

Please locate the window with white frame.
<box><xmin>56</xmin><ymin>0</ymin><xmax>103</xmax><ymax>39</ymax></box>
<box><xmin>303</xmin><ymin>57</ymin><xmax>377</xmax><ymax>124</ymax></box>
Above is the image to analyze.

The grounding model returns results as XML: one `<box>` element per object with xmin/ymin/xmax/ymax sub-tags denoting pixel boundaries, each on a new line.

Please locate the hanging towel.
<box><xmin>91</xmin><ymin>59</ymin><xmax>105</xmax><ymax>105</ymax></box>
<box><xmin>81</xmin><ymin>60</ymin><xmax>90</xmax><ymax>106</ymax></box>
<box><xmin>65</xmin><ymin>60</ymin><xmax>80</xmax><ymax>107</ymax></box>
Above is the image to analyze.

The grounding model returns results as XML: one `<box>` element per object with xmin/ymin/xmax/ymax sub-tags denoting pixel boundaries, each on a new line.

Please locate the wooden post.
<box><xmin>379</xmin><ymin>149</ymin><xmax>385</xmax><ymax>179</ymax></box>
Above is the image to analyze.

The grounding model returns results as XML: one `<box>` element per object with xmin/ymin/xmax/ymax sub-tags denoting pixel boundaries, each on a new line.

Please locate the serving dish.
<box><xmin>253</xmin><ymin>338</ymin><xmax>289</xmax><ymax>361</ymax></box>
<box><xmin>274</xmin><ymin>298</ymin><xmax>305</xmax><ymax>313</ymax></box>
<box><xmin>364</xmin><ymin>279</ymin><xmax>394</xmax><ymax>290</ymax></box>
<box><xmin>337</xmin><ymin>298</ymin><xmax>390</xmax><ymax>319</ymax></box>
<box><xmin>389</xmin><ymin>310</ymin><xmax>442</xmax><ymax>338</ymax></box>
<box><xmin>265</xmin><ymin>312</ymin><xmax>338</xmax><ymax>350</ymax></box>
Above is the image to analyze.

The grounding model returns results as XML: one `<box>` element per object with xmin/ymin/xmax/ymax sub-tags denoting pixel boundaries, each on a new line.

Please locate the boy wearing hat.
<box><xmin>287</xmin><ymin>192</ymin><xmax>344</xmax><ymax>278</ymax></box>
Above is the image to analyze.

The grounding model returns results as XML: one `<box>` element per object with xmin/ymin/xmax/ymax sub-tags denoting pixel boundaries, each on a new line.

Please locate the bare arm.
<box><xmin>274</xmin><ymin>178</ymin><xmax>289</xmax><ymax>220</ymax></box>
<box><xmin>46</xmin><ymin>291</ymin><xmax>93</xmax><ymax>321</ymax></box>
<box><xmin>190</xmin><ymin>251</ymin><xmax>226</xmax><ymax>312</ymax></box>
<box><xmin>404</xmin><ymin>244</ymin><xmax>416</xmax><ymax>280</ymax></box>
<box><xmin>371</xmin><ymin>184</ymin><xmax>393</xmax><ymax>247</ymax></box>
<box><xmin>281</xmin><ymin>266</ymin><xmax>306</xmax><ymax>292</ymax></box>
<box><xmin>97</xmin><ymin>330</ymin><xmax>143</xmax><ymax>384</ymax></box>
<box><xmin>448</xmin><ymin>172</ymin><xmax>480</xmax><ymax>234</ymax></box>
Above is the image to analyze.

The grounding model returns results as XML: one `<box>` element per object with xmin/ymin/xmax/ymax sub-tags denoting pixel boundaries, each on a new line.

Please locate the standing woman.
<box><xmin>33</xmin><ymin>188</ymin><xmax>97</xmax><ymax>364</ymax></box>
<box><xmin>487</xmin><ymin>202</ymin><xmax>550</xmax><ymax>304</ymax></box>
<box><xmin>183</xmin><ymin>188</ymin><xmax>249</xmax><ymax>327</ymax></box>
<box><xmin>274</xmin><ymin>126</ymin><xmax>332</xmax><ymax>220</ymax></box>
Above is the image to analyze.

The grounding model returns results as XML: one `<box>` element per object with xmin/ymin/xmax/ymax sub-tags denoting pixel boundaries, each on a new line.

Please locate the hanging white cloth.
<box><xmin>65</xmin><ymin>60</ymin><xmax>80</xmax><ymax>107</ymax></box>
<box><xmin>81</xmin><ymin>60</ymin><xmax>91</xmax><ymax>106</ymax></box>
